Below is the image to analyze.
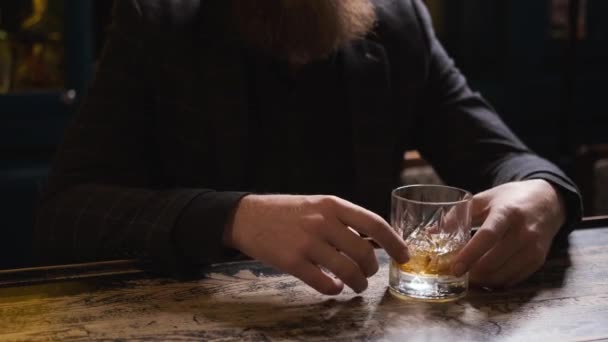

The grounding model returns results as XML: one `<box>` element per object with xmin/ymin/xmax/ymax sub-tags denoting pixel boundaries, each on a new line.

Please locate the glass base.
<box><xmin>389</xmin><ymin>267</ymin><xmax>468</xmax><ymax>302</ymax></box>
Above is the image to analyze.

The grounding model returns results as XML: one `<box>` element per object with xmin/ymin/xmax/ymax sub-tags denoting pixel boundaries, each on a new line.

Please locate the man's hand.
<box><xmin>223</xmin><ymin>195</ymin><xmax>409</xmax><ymax>295</ymax></box>
<box><xmin>451</xmin><ymin>180</ymin><xmax>566</xmax><ymax>287</ymax></box>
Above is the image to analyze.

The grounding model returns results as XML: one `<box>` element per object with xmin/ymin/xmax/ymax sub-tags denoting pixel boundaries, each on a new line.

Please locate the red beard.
<box><xmin>232</xmin><ymin>0</ymin><xmax>377</xmax><ymax>65</ymax></box>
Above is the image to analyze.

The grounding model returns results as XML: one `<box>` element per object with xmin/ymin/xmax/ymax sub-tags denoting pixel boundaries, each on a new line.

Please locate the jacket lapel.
<box><xmin>343</xmin><ymin>39</ymin><xmax>399</xmax><ymax>217</ymax></box>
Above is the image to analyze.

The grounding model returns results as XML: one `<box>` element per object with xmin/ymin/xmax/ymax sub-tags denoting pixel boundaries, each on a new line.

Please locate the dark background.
<box><xmin>0</xmin><ymin>0</ymin><xmax>606</xmax><ymax>269</ymax></box>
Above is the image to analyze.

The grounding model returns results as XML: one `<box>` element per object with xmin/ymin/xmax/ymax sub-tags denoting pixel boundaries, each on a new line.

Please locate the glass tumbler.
<box><xmin>389</xmin><ymin>185</ymin><xmax>473</xmax><ymax>301</ymax></box>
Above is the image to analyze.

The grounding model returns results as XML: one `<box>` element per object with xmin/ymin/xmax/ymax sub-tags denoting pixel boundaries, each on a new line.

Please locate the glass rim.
<box><xmin>392</xmin><ymin>184</ymin><xmax>473</xmax><ymax>206</ymax></box>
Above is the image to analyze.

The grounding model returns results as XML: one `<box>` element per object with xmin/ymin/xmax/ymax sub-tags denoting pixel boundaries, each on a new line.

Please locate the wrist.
<box><xmin>540</xmin><ymin>179</ymin><xmax>567</xmax><ymax>228</ymax></box>
<box><xmin>222</xmin><ymin>198</ymin><xmax>246</xmax><ymax>249</ymax></box>
<box><xmin>223</xmin><ymin>194</ymin><xmax>268</xmax><ymax>249</ymax></box>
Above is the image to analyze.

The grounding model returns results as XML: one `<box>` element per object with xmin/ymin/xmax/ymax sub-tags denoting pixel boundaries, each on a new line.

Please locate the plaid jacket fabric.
<box><xmin>34</xmin><ymin>0</ymin><xmax>582</xmax><ymax>273</ymax></box>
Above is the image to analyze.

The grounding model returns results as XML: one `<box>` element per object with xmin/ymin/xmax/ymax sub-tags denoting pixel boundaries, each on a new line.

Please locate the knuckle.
<box><xmin>302</xmin><ymin>214</ymin><xmax>328</xmax><ymax>234</ymax></box>
<box><xmin>503</xmin><ymin>204</ymin><xmax>525</xmax><ymax>222</ymax></box>
<box><xmin>355</xmin><ymin>246</ymin><xmax>378</xmax><ymax>276</ymax></box>
<box><xmin>318</xmin><ymin>195</ymin><xmax>339</xmax><ymax>209</ymax></box>
<box><xmin>524</xmin><ymin>228</ymin><xmax>544</xmax><ymax>242</ymax></box>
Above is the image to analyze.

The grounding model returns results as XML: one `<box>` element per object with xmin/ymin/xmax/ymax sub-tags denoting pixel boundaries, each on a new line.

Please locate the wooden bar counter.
<box><xmin>1</xmin><ymin>222</ymin><xmax>608</xmax><ymax>341</ymax></box>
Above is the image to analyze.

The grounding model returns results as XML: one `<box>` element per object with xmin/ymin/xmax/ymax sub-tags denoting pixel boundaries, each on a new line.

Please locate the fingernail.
<box><xmin>356</xmin><ymin>284</ymin><xmax>368</xmax><ymax>294</ymax></box>
<box><xmin>452</xmin><ymin>262</ymin><xmax>467</xmax><ymax>277</ymax></box>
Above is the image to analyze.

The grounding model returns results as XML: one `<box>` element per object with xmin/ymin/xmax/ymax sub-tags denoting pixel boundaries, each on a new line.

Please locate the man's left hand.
<box><xmin>451</xmin><ymin>179</ymin><xmax>566</xmax><ymax>288</ymax></box>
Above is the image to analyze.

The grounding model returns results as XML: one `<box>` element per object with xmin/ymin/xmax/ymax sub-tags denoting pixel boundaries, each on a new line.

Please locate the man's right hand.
<box><xmin>223</xmin><ymin>195</ymin><xmax>409</xmax><ymax>295</ymax></box>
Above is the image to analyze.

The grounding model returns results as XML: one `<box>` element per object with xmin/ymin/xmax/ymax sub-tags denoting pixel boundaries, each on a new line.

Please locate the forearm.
<box><xmin>34</xmin><ymin>184</ymin><xmax>246</xmax><ymax>274</ymax></box>
<box><xmin>174</xmin><ymin>191</ymin><xmax>250</xmax><ymax>264</ymax></box>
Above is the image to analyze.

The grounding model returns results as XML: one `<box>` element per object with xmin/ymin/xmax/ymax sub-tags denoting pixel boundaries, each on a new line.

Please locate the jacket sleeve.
<box><xmin>34</xmin><ymin>0</ymin><xmax>247</xmax><ymax>274</ymax></box>
<box><xmin>409</xmin><ymin>0</ymin><xmax>582</xmax><ymax>236</ymax></box>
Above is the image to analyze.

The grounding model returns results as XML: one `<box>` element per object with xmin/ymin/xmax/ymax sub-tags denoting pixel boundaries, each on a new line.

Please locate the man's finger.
<box><xmin>472</xmin><ymin>245</ymin><xmax>540</xmax><ymax>288</ymax></box>
<box><xmin>322</xmin><ymin>220</ymin><xmax>379</xmax><ymax>277</ymax></box>
<box><xmin>471</xmin><ymin>194</ymin><xmax>491</xmax><ymax>227</ymax></box>
<box><xmin>470</xmin><ymin>226</ymin><xmax>522</xmax><ymax>275</ymax></box>
<box><xmin>451</xmin><ymin>209</ymin><xmax>509</xmax><ymax>277</ymax></box>
<box><xmin>307</xmin><ymin>242</ymin><xmax>369</xmax><ymax>293</ymax></box>
<box><xmin>333</xmin><ymin>199</ymin><xmax>409</xmax><ymax>264</ymax></box>
<box><xmin>289</xmin><ymin>260</ymin><xmax>345</xmax><ymax>295</ymax></box>
<box><xmin>505</xmin><ymin>255</ymin><xmax>545</xmax><ymax>287</ymax></box>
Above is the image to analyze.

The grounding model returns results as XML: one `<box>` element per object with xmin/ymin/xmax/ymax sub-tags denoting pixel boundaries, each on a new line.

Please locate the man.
<box><xmin>35</xmin><ymin>0</ymin><xmax>581</xmax><ymax>295</ymax></box>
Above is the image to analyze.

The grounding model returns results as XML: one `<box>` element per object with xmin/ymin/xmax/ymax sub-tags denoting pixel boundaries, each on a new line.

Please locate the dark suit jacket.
<box><xmin>35</xmin><ymin>0</ymin><xmax>582</xmax><ymax>273</ymax></box>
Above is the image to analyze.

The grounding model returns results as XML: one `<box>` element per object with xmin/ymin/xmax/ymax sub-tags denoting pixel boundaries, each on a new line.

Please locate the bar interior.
<box><xmin>0</xmin><ymin>1</ymin><xmax>607</xmax><ymax>340</ymax></box>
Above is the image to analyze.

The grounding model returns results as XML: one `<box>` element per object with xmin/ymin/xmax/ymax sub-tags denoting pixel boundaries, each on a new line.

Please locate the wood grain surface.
<box><xmin>1</xmin><ymin>228</ymin><xmax>607</xmax><ymax>341</ymax></box>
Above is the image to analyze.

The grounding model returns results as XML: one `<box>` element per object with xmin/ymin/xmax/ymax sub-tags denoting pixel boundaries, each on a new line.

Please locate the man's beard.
<box><xmin>232</xmin><ymin>0</ymin><xmax>377</xmax><ymax>65</ymax></box>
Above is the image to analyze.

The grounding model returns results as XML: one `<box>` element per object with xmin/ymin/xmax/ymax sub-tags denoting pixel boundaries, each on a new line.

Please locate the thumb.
<box><xmin>451</xmin><ymin>207</ymin><xmax>508</xmax><ymax>277</ymax></box>
<box><xmin>471</xmin><ymin>191</ymin><xmax>491</xmax><ymax>227</ymax></box>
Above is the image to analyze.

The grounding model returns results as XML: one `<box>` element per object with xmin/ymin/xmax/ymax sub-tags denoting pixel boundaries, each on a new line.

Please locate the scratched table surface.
<box><xmin>1</xmin><ymin>226</ymin><xmax>608</xmax><ymax>341</ymax></box>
